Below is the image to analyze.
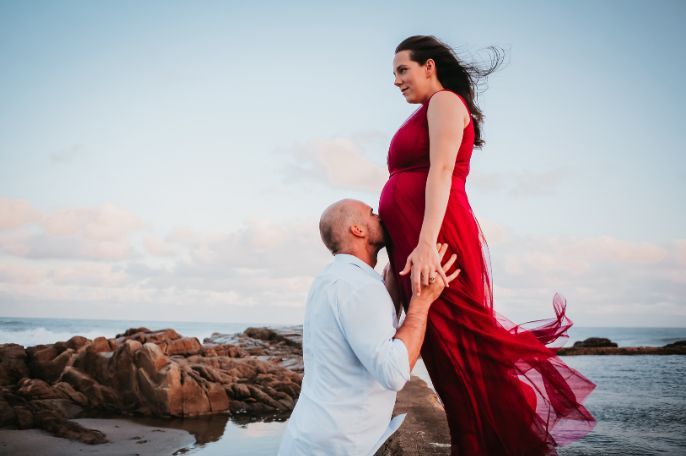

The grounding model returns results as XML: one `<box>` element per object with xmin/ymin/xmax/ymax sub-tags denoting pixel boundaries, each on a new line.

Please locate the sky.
<box><xmin>1</xmin><ymin>0</ymin><xmax>684</xmax><ymax>326</ymax></box>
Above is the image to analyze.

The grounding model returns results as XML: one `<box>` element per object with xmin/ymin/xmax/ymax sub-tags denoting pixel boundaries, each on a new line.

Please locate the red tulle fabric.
<box><xmin>379</xmin><ymin>90</ymin><xmax>596</xmax><ymax>455</ymax></box>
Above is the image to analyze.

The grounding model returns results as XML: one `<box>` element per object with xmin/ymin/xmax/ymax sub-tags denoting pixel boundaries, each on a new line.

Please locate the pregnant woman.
<box><xmin>379</xmin><ymin>35</ymin><xmax>596</xmax><ymax>455</ymax></box>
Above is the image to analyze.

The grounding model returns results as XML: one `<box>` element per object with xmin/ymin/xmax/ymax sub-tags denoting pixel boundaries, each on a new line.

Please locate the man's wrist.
<box><xmin>408</xmin><ymin>295</ymin><xmax>433</xmax><ymax>311</ymax></box>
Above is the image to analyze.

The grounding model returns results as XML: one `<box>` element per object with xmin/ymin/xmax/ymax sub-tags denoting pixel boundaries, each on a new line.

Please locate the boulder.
<box><xmin>573</xmin><ymin>337</ymin><xmax>618</xmax><ymax>348</ymax></box>
<box><xmin>0</xmin><ymin>344</ymin><xmax>29</xmax><ymax>386</ymax></box>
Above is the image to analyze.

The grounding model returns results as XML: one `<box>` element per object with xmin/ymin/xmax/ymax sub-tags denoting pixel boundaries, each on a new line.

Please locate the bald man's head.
<box><xmin>319</xmin><ymin>199</ymin><xmax>358</xmax><ymax>254</ymax></box>
<box><xmin>319</xmin><ymin>199</ymin><xmax>384</xmax><ymax>255</ymax></box>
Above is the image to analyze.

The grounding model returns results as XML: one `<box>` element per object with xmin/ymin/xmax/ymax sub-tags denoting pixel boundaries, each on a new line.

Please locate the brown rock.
<box><xmin>29</xmin><ymin>399</ymin><xmax>83</xmax><ymax>419</ymax></box>
<box><xmin>53</xmin><ymin>381</ymin><xmax>89</xmax><ymax>407</ymax></box>
<box><xmin>33</xmin><ymin>409</ymin><xmax>107</xmax><ymax>444</ymax></box>
<box><xmin>0</xmin><ymin>397</ymin><xmax>16</xmax><ymax>426</ymax></box>
<box><xmin>116</xmin><ymin>327</ymin><xmax>152</xmax><ymax>338</ymax></box>
<box><xmin>61</xmin><ymin>367</ymin><xmax>119</xmax><ymax>409</ymax></box>
<box><xmin>0</xmin><ymin>344</ymin><xmax>29</xmax><ymax>386</ymax></box>
<box><xmin>573</xmin><ymin>337</ymin><xmax>618</xmax><ymax>348</ymax></box>
<box><xmin>28</xmin><ymin>347</ymin><xmax>74</xmax><ymax>383</ymax></box>
<box><xmin>73</xmin><ymin>347</ymin><xmax>112</xmax><ymax>385</ymax></box>
<box><xmin>109</xmin><ymin>340</ymin><xmax>142</xmax><ymax>406</ymax></box>
<box><xmin>206</xmin><ymin>382</ymin><xmax>230</xmax><ymax>413</ymax></box>
<box><xmin>17</xmin><ymin>378</ymin><xmax>61</xmax><ymax>400</ymax></box>
<box><xmin>135</xmin><ymin>343</ymin><xmax>168</xmax><ymax>382</ymax></box>
<box><xmin>14</xmin><ymin>405</ymin><xmax>33</xmax><ymax>428</ymax></box>
<box><xmin>205</xmin><ymin>344</ymin><xmax>248</xmax><ymax>358</ymax></box>
<box><xmin>162</xmin><ymin>362</ymin><xmax>183</xmax><ymax>416</ymax></box>
<box><xmin>90</xmin><ymin>336</ymin><xmax>113</xmax><ymax>353</ymax></box>
<box><xmin>163</xmin><ymin>337</ymin><xmax>201</xmax><ymax>356</ymax></box>
<box><xmin>65</xmin><ymin>336</ymin><xmax>91</xmax><ymax>351</ymax></box>
<box><xmin>180</xmin><ymin>373</ymin><xmax>210</xmax><ymax>416</ymax></box>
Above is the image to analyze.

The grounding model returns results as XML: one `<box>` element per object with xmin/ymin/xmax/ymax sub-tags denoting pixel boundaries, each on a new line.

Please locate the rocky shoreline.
<box><xmin>557</xmin><ymin>337</ymin><xmax>686</xmax><ymax>356</ymax></box>
<box><xmin>1</xmin><ymin>328</ymin><xmax>684</xmax><ymax>453</ymax></box>
<box><xmin>0</xmin><ymin>326</ymin><xmax>303</xmax><ymax>445</ymax></box>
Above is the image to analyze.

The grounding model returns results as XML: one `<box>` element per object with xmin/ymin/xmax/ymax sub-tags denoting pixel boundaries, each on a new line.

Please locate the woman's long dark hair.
<box><xmin>395</xmin><ymin>35</ymin><xmax>504</xmax><ymax>148</ymax></box>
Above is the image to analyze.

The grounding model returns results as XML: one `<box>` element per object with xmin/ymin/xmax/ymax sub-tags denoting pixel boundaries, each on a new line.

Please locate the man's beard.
<box><xmin>369</xmin><ymin>223</ymin><xmax>389</xmax><ymax>252</ymax></box>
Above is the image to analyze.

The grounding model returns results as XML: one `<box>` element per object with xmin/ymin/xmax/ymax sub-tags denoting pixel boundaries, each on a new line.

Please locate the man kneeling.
<box><xmin>278</xmin><ymin>199</ymin><xmax>459</xmax><ymax>455</ymax></box>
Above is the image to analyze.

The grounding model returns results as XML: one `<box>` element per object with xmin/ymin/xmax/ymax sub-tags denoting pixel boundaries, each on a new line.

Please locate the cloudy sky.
<box><xmin>1</xmin><ymin>1</ymin><xmax>684</xmax><ymax>326</ymax></box>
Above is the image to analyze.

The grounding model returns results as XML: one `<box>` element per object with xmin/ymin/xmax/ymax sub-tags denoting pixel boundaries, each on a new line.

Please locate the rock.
<box><xmin>116</xmin><ymin>327</ymin><xmax>152</xmax><ymax>338</ymax></box>
<box><xmin>65</xmin><ymin>336</ymin><xmax>91</xmax><ymax>352</ymax></box>
<box><xmin>0</xmin><ymin>344</ymin><xmax>29</xmax><ymax>386</ymax></box>
<box><xmin>0</xmin><ymin>397</ymin><xmax>16</xmax><ymax>426</ymax></box>
<box><xmin>559</xmin><ymin>340</ymin><xmax>686</xmax><ymax>356</ymax></box>
<box><xmin>29</xmin><ymin>399</ymin><xmax>83</xmax><ymax>419</ymax></box>
<box><xmin>33</xmin><ymin>409</ymin><xmax>107</xmax><ymax>444</ymax></box>
<box><xmin>374</xmin><ymin>376</ymin><xmax>451</xmax><ymax>455</ymax></box>
<box><xmin>136</xmin><ymin>343</ymin><xmax>169</xmax><ymax>381</ymax></box>
<box><xmin>90</xmin><ymin>336</ymin><xmax>113</xmax><ymax>353</ymax></box>
<box><xmin>664</xmin><ymin>340</ymin><xmax>686</xmax><ymax>348</ymax></box>
<box><xmin>0</xmin><ymin>325</ymin><xmax>305</xmax><ymax>445</ymax></box>
<box><xmin>573</xmin><ymin>337</ymin><xmax>618</xmax><ymax>348</ymax></box>
<box><xmin>53</xmin><ymin>382</ymin><xmax>89</xmax><ymax>407</ymax></box>
<box><xmin>163</xmin><ymin>337</ymin><xmax>201</xmax><ymax>356</ymax></box>
<box><xmin>61</xmin><ymin>367</ymin><xmax>119</xmax><ymax>409</ymax></box>
<box><xmin>17</xmin><ymin>378</ymin><xmax>61</xmax><ymax>400</ymax></box>
<box><xmin>14</xmin><ymin>405</ymin><xmax>33</xmax><ymax>428</ymax></box>
<box><xmin>27</xmin><ymin>347</ymin><xmax>74</xmax><ymax>383</ymax></box>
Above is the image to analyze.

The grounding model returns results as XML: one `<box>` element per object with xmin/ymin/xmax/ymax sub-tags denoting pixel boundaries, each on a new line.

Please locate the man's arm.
<box><xmin>337</xmin><ymin>244</ymin><xmax>458</xmax><ymax>391</ymax></box>
<box><xmin>394</xmin><ymin>244</ymin><xmax>459</xmax><ymax>371</ymax></box>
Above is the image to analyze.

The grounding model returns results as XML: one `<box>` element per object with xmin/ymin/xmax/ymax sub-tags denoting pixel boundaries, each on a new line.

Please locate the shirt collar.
<box><xmin>334</xmin><ymin>253</ymin><xmax>383</xmax><ymax>282</ymax></box>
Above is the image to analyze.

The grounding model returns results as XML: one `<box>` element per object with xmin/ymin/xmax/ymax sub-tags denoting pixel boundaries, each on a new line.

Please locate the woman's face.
<box><xmin>393</xmin><ymin>50</ymin><xmax>431</xmax><ymax>103</ymax></box>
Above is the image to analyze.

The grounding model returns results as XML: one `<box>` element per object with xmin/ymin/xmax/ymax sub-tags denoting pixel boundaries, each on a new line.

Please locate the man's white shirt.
<box><xmin>278</xmin><ymin>254</ymin><xmax>411</xmax><ymax>455</ymax></box>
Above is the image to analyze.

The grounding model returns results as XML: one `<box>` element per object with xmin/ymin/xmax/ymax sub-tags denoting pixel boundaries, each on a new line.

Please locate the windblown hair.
<box><xmin>395</xmin><ymin>35</ymin><xmax>504</xmax><ymax>148</ymax></box>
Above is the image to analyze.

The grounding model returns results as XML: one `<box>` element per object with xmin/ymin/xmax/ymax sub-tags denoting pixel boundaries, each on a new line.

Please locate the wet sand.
<box><xmin>0</xmin><ymin>418</ymin><xmax>195</xmax><ymax>456</ymax></box>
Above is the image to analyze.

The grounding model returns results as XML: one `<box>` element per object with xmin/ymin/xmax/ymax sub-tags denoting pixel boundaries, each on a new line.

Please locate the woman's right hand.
<box><xmin>415</xmin><ymin>243</ymin><xmax>460</xmax><ymax>303</ymax></box>
<box><xmin>400</xmin><ymin>241</ymin><xmax>452</xmax><ymax>297</ymax></box>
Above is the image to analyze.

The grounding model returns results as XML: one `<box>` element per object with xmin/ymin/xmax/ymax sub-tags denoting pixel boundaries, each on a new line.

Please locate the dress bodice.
<box><xmin>387</xmin><ymin>89</ymin><xmax>475</xmax><ymax>181</ymax></box>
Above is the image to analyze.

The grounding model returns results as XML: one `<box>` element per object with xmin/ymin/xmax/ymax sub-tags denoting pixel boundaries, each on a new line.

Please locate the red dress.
<box><xmin>379</xmin><ymin>89</ymin><xmax>596</xmax><ymax>455</ymax></box>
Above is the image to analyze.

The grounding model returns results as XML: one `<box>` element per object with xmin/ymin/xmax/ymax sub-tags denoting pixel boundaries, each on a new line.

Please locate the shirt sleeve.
<box><xmin>337</xmin><ymin>282</ymin><xmax>411</xmax><ymax>391</ymax></box>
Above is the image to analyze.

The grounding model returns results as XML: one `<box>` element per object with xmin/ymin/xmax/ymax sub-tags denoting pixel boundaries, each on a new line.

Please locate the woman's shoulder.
<box><xmin>425</xmin><ymin>90</ymin><xmax>470</xmax><ymax>126</ymax></box>
<box><xmin>425</xmin><ymin>89</ymin><xmax>467</xmax><ymax>109</ymax></box>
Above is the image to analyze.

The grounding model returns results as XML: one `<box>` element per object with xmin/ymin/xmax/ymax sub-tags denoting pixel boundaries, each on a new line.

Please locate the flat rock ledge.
<box><xmin>375</xmin><ymin>376</ymin><xmax>451</xmax><ymax>455</ymax></box>
<box><xmin>558</xmin><ymin>338</ymin><xmax>686</xmax><ymax>355</ymax></box>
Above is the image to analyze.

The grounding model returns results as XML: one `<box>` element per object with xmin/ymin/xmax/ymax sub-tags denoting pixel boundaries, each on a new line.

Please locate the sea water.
<box><xmin>1</xmin><ymin>317</ymin><xmax>685</xmax><ymax>455</ymax></box>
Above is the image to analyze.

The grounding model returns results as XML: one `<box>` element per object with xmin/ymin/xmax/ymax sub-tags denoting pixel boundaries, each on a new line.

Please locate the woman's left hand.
<box><xmin>399</xmin><ymin>241</ymin><xmax>451</xmax><ymax>296</ymax></box>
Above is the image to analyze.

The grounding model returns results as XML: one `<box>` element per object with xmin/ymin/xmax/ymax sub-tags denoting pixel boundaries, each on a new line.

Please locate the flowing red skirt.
<box><xmin>379</xmin><ymin>171</ymin><xmax>596</xmax><ymax>455</ymax></box>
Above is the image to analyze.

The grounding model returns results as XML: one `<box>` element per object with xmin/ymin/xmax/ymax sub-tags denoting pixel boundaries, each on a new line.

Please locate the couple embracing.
<box><xmin>279</xmin><ymin>36</ymin><xmax>595</xmax><ymax>456</ymax></box>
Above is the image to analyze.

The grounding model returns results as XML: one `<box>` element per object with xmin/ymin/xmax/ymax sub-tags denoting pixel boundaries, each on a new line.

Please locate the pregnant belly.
<box><xmin>379</xmin><ymin>171</ymin><xmax>469</xmax><ymax>238</ymax></box>
<box><xmin>379</xmin><ymin>170</ymin><xmax>475</xmax><ymax>269</ymax></box>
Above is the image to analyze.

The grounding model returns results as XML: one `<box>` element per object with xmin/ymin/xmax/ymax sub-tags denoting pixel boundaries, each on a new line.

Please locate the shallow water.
<box><xmin>558</xmin><ymin>355</ymin><xmax>686</xmax><ymax>455</ymax></box>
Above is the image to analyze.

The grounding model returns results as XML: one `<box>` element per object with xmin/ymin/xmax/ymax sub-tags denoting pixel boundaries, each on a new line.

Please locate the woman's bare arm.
<box><xmin>400</xmin><ymin>91</ymin><xmax>469</xmax><ymax>296</ymax></box>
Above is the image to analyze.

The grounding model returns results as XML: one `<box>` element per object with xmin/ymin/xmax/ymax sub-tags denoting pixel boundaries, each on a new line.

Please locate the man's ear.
<box><xmin>349</xmin><ymin>224</ymin><xmax>365</xmax><ymax>238</ymax></box>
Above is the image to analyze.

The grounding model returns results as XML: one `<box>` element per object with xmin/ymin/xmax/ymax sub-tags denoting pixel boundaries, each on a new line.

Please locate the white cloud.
<box><xmin>1</xmin><ymin>196</ymin><xmax>683</xmax><ymax>326</ymax></box>
<box><xmin>43</xmin><ymin>203</ymin><xmax>144</xmax><ymax>241</ymax></box>
<box><xmin>0</xmin><ymin>200</ymin><xmax>144</xmax><ymax>261</ymax></box>
<box><xmin>0</xmin><ymin>198</ymin><xmax>43</xmax><ymax>229</ymax></box>
<box><xmin>289</xmin><ymin>137</ymin><xmax>388</xmax><ymax>192</ymax></box>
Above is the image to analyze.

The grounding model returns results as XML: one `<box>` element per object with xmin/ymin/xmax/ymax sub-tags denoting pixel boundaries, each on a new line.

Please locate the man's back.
<box><xmin>279</xmin><ymin>254</ymin><xmax>410</xmax><ymax>455</ymax></box>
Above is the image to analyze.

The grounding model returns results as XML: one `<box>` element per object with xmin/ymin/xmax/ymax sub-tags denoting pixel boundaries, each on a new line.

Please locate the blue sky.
<box><xmin>1</xmin><ymin>1</ymin><xmax>684</xmax><ymax>325</ymax></box>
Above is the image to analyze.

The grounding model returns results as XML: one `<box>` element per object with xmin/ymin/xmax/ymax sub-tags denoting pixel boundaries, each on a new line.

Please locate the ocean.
<box><xmin>1</xmin><ymin>317</ymin><xmax>685</xmax><ymax>455</ymax></box>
